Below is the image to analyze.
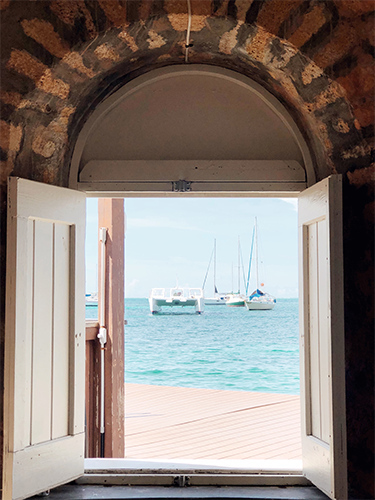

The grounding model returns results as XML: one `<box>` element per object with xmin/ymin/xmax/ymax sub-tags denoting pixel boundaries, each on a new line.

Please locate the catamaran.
<box><xmin>244</xmin><ymin>218</ymin><xmax>276</xmax><ymax>310</ymax></box>
<box><xmin>149</xmin><ymin>287</ymin><xmax>205</xmax><ymax>314</ymax></box>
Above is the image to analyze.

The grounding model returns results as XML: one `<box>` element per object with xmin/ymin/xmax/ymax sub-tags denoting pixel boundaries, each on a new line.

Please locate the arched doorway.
<box><xmin>4</xmin><ymin>64</ymin><xmax>347</xmax><ymax>499</ymax></box>
<box><xmin>67</xmin><ymin>65</ymin><xmax>345</xmax><ymax>497</ymax></box>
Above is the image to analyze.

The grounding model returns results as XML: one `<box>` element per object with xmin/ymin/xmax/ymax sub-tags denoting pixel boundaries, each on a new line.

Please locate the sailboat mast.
<box><xmin>237</xmin><ymin>236</ymin><xmax>240</xmax><ymax>294</ymax></box>
<box><xmin>255</xmin><ymin>217</ymin><xmax>259</xmax><ymax>289</ymax></box>
<box><xmin>213</xmin><ymin>238</ymin><xmax>216</xmax><ymax>296</ymax></box>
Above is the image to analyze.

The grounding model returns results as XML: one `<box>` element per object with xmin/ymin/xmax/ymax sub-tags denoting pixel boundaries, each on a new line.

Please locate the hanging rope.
<box><xmin>185</xmin><ymin>0</ymin><xmax>192</xmax><ymax>63</ymax></box>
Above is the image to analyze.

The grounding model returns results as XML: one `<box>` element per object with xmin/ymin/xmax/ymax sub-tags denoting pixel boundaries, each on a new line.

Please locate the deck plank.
<box><xmin>125</xmin><ymin>383</ymin><xmax>301</xmax><ymax>460</ymax></box>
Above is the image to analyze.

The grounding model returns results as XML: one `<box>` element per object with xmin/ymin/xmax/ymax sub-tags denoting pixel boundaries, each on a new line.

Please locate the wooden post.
<box><xmin>98</xmin><ymin>199</ymin><xmax>125</xmax><ymax>457</ymax></box>
<box><xmin>85</xmin><ymin>321</ymin><xmax>100</xmax><ymax>457</ymax></box>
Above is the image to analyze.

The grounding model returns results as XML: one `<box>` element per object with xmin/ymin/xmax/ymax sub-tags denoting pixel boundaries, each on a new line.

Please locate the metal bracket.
<box><xmin>173</xmin><ymin>475</ymin><xmax>190</xmax><ymax>487</ymax></box>
<box><xmin>172</xmin><ymin>180</ymin><xmax>192</xmax><ymax>192</ymax></box>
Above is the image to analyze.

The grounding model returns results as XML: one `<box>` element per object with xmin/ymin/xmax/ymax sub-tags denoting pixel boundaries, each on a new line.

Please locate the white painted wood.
<box><xmin>9</xmin><ymin>434</ymin><xmax>84</xmax><ymax>500</ymax></box>
<box><xmin>298</xmin><ymin>175</ymin><xmax>347</xmax><ymax>500</ymax></box>
<box><xmin>317</xmin><ymin>219</ymin><xmax>330</xmax><ymax>445</ymax></box>
<box><xmin>11</xmin><ymin>217</ymin><xmax>33</xmax><ymax>451</ymax></box>
<box><xmin>52</xmin><ymin>223</ymin><xmax>70</xmax><ymax>439</ymax></box>
<box><xmin>85</xmin><ymin>457</ymin><xmax>303</xmax><ymax>473</ymax></box>
<box><xmin>83</xmin><ymin>182</ymin><xmax>305</xmax><ymax>197</ymax></box>
<box><xmin>31</xmin><ymin>219</ymin><xmax>53</xmax><ymax>445</ymax></box>
<box><xmin>69</xmin><ymin>222</ymin><xmax>86</xmax><ymax>436</ymax></box>
<box><xmin>307</xmin><ymin>222</ymin><xmax>321</xmax><ymax>440</ymax></box>
<box><xmin>4</xmin><ymin>177</ymin><xmax>86</xmax><ymax>500</ymax></box>
<box><xmin>80</xmin><ymin>160</ymin><xmax>305</xmax><ymax>182</ymax></box>
<box><xmin>79</xmin><ymin>160</ymin><xmax>306</xmax><ymax>195</ymax></box>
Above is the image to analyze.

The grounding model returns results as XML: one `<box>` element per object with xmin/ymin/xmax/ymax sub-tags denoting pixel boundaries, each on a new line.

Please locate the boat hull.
<box><xmin>226</xmin><ymin>294</ymin><xmax>245</xmax><ymax>307</ymax></box>
<box><xmin>205</xmin><ymin>297</ymin><xmax>227</xmax><ymax>305</ymax></box>
<box><xmin>245</xmin><ymin>300</ymin><xmax>275</xmax><ymax>310</ymax></box>
<box><xmin>149</xmin><ymin>288</ymin><xmax>204</xmax><ymax>314</ymax></box>
<box><xmin>225</xmin><ymin>293</ymin><xmax>245</xmax><ymax>307</ymax></box>
<box><xmin>226</xmin><ymin>300</ymin><xmax>245</xmax><ymax>307</ymax></box>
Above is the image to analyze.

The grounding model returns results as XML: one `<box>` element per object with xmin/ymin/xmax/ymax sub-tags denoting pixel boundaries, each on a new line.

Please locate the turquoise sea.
<box><xmin>86</xmin><ymin>298</ymin><xmax>300</xmax><ymax>395</ymax></box>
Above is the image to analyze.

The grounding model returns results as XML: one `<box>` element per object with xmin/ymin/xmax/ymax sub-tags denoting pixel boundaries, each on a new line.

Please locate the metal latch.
<box><xmin>172</xmin><ymin>180</ymin><xmax>192</xmax><ymax>192</ymax></box>
<box><xmin>173</xmin><ymin>475</ymin><xmax>190</xmax><ymax>487</ymax></box>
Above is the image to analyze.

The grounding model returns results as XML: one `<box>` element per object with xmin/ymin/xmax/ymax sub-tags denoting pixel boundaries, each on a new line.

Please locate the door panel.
<box><xmin>4</xmin><ymin>177</ymin><xmax>86</xmax><ymax>500</ymax></box>
<box><xmin>52</xmin><ymin>223</ymin><xmax>71</xmax><ymax>440</ymax></box>
<box><xmin>299</xmin><ymin>175</ymin><xmax>347</xmax><ymax>499</ymax></box>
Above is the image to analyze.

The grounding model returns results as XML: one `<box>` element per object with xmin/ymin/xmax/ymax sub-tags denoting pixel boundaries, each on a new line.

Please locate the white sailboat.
<box><xmin>204</xmin><ymin>239</ymin><xmax>228</xmax><ymax>305</ymax></box>
<box><xmin>85</xmin><ymin>292</ymin><xmax>98</xmax><ymax>306</ymax></box>
<box><xmin>245</xmin><ymin>218</ymin><xmax>276</xmax><ymax>311</ymax></box>
<box><xmin>226</xmin><ymin>236</ymin><xmax>245</xmax><ymax>307</ymax></box>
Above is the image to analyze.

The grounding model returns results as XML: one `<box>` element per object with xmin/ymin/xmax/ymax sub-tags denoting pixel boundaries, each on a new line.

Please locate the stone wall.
<box><xmin>0</xmin><ymin>1</ymin><xmax>374</xmax><ymax>497</ymax></box>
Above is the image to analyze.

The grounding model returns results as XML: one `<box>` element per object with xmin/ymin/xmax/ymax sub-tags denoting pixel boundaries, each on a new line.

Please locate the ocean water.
<box><xmin>86</xmin><ymin>298</ymin><xmax>300</xmax><ymax>395</ymax></box>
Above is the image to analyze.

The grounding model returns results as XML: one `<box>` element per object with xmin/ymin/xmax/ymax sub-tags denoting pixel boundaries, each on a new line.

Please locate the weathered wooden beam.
<box><xmin>98</xmin><ymin>199</ymin><xmax>125</xmax><ymax>458</ymax></box>
<box><xmin>86</xmin><ymin>320</ymin><xmax>99</xmax><ymax>341</ymax></box>
<box><xmin>79</xmin><ymin>160</ymin><xmax>307</xmax><ymax>196</ymax></box>
<box><xmin>85</xmin><ymin>327</ymin><xmax>100</xmax><ymax>457</ymax></box>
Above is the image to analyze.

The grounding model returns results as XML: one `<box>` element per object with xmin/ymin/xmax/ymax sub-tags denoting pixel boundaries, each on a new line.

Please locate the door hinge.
<box><xmin>172</xmin><ymin>180</ymin><xmax>192</xmax><ymax>192</ymax></box>
<box><xmin>173</xmin><ymin>475</ymin><xmax>190</xmax><ymax>487</ymax></box>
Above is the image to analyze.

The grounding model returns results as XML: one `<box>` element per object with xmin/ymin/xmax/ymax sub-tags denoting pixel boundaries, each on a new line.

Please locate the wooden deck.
<box><xmin>125</xmin><ymin>384</ymin><xmax>301</xmax><ymax>460</ymax></box>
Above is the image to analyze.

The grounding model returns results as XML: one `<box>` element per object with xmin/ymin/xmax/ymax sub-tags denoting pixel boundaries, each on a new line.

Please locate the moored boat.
<box><xmin>226</xmin><ymin>237</ymin><xmax>245</xmax><ymax>307</ymax></box>
<box><xmin>149</xmin><ymin>287</ymin><xmax>204</xmax><ymax>314</ymax></box>
<box><xmin>244</xmin><ymin>218</ymin><xmax>276</xmax><ymax>311</ymax></box>
<box><xmin>205</xmin><ymin>294</ymin><xmax>228</xmax><ymax>305</ymax></box>
<box><xmin>226</xmin><ymin>293</ymin><xmax>245</xmax><ymax>307</ymax></box>
<box><xmin>245</xmin><ymin>289</ymin><xmax>276</xmax><ymax>310</ymax></box>
<box><xmin>85</xmin><ymin>292</ymin><xmax>98</xmax><ymax>306</ymax></box>
<box><xmin>203</xmin><ymin>239</ymin><xmax>228</xmax><ymax>305</ymax></box>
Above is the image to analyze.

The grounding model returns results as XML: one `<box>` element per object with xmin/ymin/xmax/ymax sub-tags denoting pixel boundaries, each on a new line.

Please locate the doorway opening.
<box><xmin>68</xmin><ymin>64</ymin><xmax>346</xmax><ymax>497</ymax></box>
<box><xmin>85</xmin><ymin>196</ymin><xmax>301</xmax><ymax>466</ymax></box>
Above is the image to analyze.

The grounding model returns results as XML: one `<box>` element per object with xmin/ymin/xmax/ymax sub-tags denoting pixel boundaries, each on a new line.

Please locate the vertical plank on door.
<box><xmin>52</xmin><ymin>223</ymin><xmax>70</xmax><ymax>439</ymax></box>
<box><xmin>318</xmin><ymin>219</ymin><xmax>330</xmax><ymax>444</ymax></box>
<box><xmin>31</xmin><ymin>220</ymin><xmax>53</xmax><ymax>445</ymax></box>
<box><xmin>308</xmin><ymin>222</ymin><xmax>322</xmax><ymax>440</ymax></box>
<box><xmin>12</xmin><ymin>218</ymin><xmax>34</xmax><ymax>451</ymax></box>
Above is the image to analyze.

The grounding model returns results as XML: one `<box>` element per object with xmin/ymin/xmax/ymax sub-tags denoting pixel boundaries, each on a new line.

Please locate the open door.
<box><xmin>3</xmin><ymin>178</ymin><xmax>86</xmax><ymax>499</ymax></box>
<box><xmin>299</xmin><ymin>175</ymin><xmax>347</xmax><ymax>499</ymax></box>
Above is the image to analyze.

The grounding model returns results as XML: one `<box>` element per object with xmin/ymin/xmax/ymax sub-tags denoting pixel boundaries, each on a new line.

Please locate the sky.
<box><xmin>86</xmin><ymin>197</ymin><xmax>299</xmax><ymax>299</ymax></box>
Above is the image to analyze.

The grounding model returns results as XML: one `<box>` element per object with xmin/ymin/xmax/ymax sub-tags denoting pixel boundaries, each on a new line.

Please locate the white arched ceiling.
<box><xmin>70</xmin><ymin>65</ymin><xmax>314</xmax><ymax>196</ymax></box>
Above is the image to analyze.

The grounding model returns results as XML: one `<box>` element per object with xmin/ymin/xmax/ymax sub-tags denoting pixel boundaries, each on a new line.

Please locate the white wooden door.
<box><xmin>3</xmin><ymin>178</ymin><xmax>86</xmax><ymax>500</ymax></box>
<box><xmin>299</xmin><ymin>175</ymin><xmax>347</xmax><ymax>499</ymax></box>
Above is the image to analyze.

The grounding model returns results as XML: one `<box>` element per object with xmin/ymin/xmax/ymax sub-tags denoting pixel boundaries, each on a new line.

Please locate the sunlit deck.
<box><xmin>125</xmin><ymin>384</ymin><xmax>301</xmax><ymax>460</ymax></box>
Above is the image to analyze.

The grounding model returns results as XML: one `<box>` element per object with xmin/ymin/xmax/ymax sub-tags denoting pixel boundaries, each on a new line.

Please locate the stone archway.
<box><xmin>3</xmin><ymin>15</ymin><xmax>370</xmax><ymax>189</ymax></box>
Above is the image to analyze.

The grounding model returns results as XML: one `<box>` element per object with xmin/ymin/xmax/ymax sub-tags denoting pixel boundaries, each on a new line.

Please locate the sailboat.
<box><xmin>245</xmin><ymin>218</ymin><xmax>276</xmax><ymax>311</ymax></box>
<box><xmin>203</xmin><ymin>239</ymin><xmax>227</xmax><ymax>305</ymax></box>
<box><xmin>226</xmin><ymin>237</ymin><xmax>245</xmax><ymax>307</ymax></box>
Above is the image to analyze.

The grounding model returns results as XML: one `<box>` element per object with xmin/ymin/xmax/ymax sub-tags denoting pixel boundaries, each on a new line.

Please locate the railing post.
<box><xmin>85</xmin><ymin>321</ymin><xmax>100</xmax><ymax>457</ymax></box>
